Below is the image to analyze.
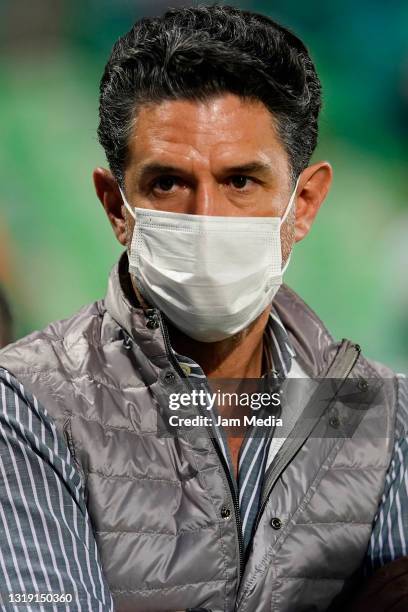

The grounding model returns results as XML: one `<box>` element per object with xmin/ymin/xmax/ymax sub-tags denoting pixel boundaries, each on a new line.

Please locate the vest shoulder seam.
<box><xmin>88</xmin><ymin>470</ymin><xmax>181</xmax><ymax>485</ymax></box>
<box><xmin>96</xmin><ymin>525</ymin><xmax>217</xmax><ymax>536</ymax></box>
<box><xmin>278</xmin><ymin>576</ymin><xmax>345</xmax><ymax>582</ymax></box>
<box><xmin>111</xmin><ymin>578</ymin><xmax>226</xmax><ymax>594</ymax></box>
<box><xmin>0</xmin><ymin>306</ymin><xmax>105</xmax><ymax>350</ymax></box>
<box><xmin>294</xmin><ymin>520</ymin><xmax>371</xmax><ymax>526</ymax></box>
<box><xmin>330</xmin><ymin>464</ymin><xmax>391</xmax><ymax>470</ymax></box>
<box><xmin>74</xmin><ymin>413</ymin><xmax>153</xmax><ymax>434</ymax></box>
<box><xmin>280</xmin><ymin>284</ymin><xmax>334</xmax><ymax>342</ymax></box>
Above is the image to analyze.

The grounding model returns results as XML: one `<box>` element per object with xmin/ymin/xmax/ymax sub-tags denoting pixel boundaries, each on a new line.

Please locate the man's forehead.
<box><xmin>127</xmin><ymin>93</ymin><xmax>286</xmax><ymax>167</ymax></box>
<box><xmin>135</xmin><ymin>93</ymin><xmax>271</xmax><ymax>122</ymax></box>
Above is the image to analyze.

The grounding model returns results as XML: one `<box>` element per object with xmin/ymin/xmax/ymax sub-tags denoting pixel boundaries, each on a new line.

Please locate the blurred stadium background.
<box><xmin>0</xmin><ymin>0</ymin><xmax>407</xmax><ymax>371</ymax></box>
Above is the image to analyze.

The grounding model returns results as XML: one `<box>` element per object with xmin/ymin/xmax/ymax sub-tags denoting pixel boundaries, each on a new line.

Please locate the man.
<box><xmin>0</xmin><ymin>6</ymin><xmax>407</xmax><ymax>612</ymax></box>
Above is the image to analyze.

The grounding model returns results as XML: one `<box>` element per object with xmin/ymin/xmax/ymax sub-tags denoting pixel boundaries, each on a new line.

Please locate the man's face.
<box><xmin>122</xmin><ymin>93</ymin><xmax>295</xmax><ymax>261</ymax></box>
<box><xmin>94</xmin><ymin>92</ymin><xmax>331</xmax><ymax>265</ymax></box>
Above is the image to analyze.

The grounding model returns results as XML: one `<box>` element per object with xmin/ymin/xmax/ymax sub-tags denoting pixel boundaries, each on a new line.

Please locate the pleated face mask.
<box><xmin>121</xmin><ymin>180</ymin><xmax>298</xmax><ymax>342</ymax></box>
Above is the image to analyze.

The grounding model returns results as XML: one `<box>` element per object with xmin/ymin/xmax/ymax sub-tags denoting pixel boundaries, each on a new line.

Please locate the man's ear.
<box><xmin>294</xmin><ymin>161</ymin><xmax>333</xmax><ymax>242</ymax></box>
<box><xmin>93</xmin><ymin>167</ymin><xmax>128</xmax><ymax>246</ymax></box>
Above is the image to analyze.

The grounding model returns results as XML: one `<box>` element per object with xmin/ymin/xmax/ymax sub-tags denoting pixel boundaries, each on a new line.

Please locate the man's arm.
<box><xmin>342</xmin><ymin>375</ymin><xmax>408</xmax><ymax>611</ymax></box>
<box><xmin>366</xmin><ymin>375</ymin><xmax>408</xmax><ymax>574</ymax></box>
<box><xmin>0</xmin><ymin>368</ymin><xmax>114</xmax><ymax>612</ymax></box>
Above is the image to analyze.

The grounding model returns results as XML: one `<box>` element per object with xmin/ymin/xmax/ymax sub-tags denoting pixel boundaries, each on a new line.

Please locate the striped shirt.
<box><xmin>0</xmin><ymin>369</ymin><xmax>114</xmax><ymax>612</ymax></box>
<box><xmin>0</xmin><ymin>316</ymin><xmax>407</xmax><ymax>609</ymax></box>
<box><xmin>366</xmin><ymin>373</ymin><xmax>408</xmax><ymax>573</ymax></box>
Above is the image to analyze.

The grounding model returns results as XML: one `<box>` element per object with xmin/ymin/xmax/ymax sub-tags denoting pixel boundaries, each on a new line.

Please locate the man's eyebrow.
<box><xmin>221</xmin><ymin>161</ymin><xmax>272</xmax><ymax>174</ymax></box>
<box><xmin>137</xmin><ymin>161</ymin><xmax>272</xmax><ymax>180</ymax></box>
<box><xmin>138</xmin><ymin>163</ymin><xmax>184</xmax><ymax>181</ymax></box>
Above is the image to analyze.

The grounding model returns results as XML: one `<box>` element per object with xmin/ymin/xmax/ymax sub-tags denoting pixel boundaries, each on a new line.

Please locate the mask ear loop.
<box><xmin>282</xmin><ymin>250</ymin><xmax>292</xmax><ymax>275</ymax></box>
<box><xmin>119</xmin><ymin>187</ymin><xmax>136</xmax><ymax>220</ymax></box>
<box><xmin>281</xmin><ymin>177</ymin><xmax>300</xmax><ymax>226</ymax></box>
<box><xmin>280</xmin><ymin>177</ymin><xmax>300</xmax><ymax>274</ymax></box>
<box><xmin>119</xmin><ymin>187</ymin><xmax>152</xmax><ymax>310</ymax></box>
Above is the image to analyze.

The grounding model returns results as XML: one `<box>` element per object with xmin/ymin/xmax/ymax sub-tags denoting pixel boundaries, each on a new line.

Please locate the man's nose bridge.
<box><xmin>193</xmin><ymin>179</ymin><xmax>224</xmax><ymax>216</ymax></box>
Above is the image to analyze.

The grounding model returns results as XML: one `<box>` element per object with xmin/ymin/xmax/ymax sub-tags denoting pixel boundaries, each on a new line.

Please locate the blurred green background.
<box><xmin>0</xmin><ymin>0</ymin><xmax>407</xmax><ymax>371</ymax></box>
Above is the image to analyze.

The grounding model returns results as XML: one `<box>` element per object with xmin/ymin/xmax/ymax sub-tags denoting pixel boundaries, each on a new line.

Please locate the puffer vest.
<box><xmin>0</xmin><ymin>254</ymin><xmax>397</xmax><ymax>612</ymax></box>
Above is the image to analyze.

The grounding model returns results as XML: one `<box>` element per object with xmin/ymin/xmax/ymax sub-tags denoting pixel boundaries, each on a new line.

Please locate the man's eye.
<box><xmin>152</xmin><ymin>176</ymin><xmax>178</xmax><ymax>192</ymax></box>
<box><xmin>229</xmin><ymin>175</ymin><xmax>252</xmax><ymax>189</ymax></box>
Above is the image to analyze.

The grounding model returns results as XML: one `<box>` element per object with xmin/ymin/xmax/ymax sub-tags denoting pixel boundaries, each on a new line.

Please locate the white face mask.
<box><xmin>121</xmin><ymin>180</ymin><xmax>298</xmax><ymax>342</ymax></box>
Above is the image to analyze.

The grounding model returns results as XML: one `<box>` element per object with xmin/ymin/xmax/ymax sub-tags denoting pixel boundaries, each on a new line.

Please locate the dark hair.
<box><xmin>98</xmin><ymin>5</ymin><xmax>322</xmax><ymax>185</ymax></box>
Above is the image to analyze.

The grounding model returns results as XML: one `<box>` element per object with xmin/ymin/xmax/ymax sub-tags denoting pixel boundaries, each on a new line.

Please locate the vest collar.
<box><xmin>273</xmin><ymin>284</ymin><xmax>337</xmax><ymax>377</ymax></box>
<box><xmin>104</xmin><ymin>252</ymin><xmax>169</xmax><ymax>360</ymax></box>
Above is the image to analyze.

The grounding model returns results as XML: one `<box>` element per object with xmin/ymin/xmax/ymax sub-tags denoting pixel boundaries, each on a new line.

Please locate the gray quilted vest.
<box><xmin>0</xmin><ymin>254</ymin><xmax>397</xmax><ymax>612</ymax></box>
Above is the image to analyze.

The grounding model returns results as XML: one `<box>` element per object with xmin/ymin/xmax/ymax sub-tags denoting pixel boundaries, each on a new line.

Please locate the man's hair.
<box><xmin>98</xmin><ymin>5</ymin><xmax>322</xmax><ymax>185</ymax></box>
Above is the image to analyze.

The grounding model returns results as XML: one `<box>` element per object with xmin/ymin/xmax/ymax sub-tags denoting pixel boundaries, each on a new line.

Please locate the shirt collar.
<box><xmin>263</xmin><ymin>306</ymin><xmax>296</xmax><ymax>379</ymax></box>
<box><xmin>171</xmin><ymin>305</ymin><xmax>295</xmax><ymax>381</ymax></box>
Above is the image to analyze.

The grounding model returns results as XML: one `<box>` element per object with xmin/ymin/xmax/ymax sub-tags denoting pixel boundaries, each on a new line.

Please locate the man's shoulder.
<box><xmin>364</xmin><ymin>355</ymin><xmax>400</xmax><ymax>379</ymax></box>
<box><xmin>0</xmin><ymin>298</ymin><xmax>106</xmax><ymax>379</ymax></box>
<box><xmin>277</xmin><ymin>284</ymin><xmax>400</xmax><ymax>381</ymax></box>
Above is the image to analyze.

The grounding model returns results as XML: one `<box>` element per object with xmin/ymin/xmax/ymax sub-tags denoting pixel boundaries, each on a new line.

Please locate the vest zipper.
<box><xmin>146</xmin><ymin>310</ymin><xmax>361</xmax><ymax>594</ymax></box>
<box><xmin>155</xmin><ymin>311</ymin><xmax>245</xmax><ymax>581</ymax></box>
<box><xmin>251</xmin><ymin>340</ymin><xmax>361</xmax><ymax>539</ymax></box>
